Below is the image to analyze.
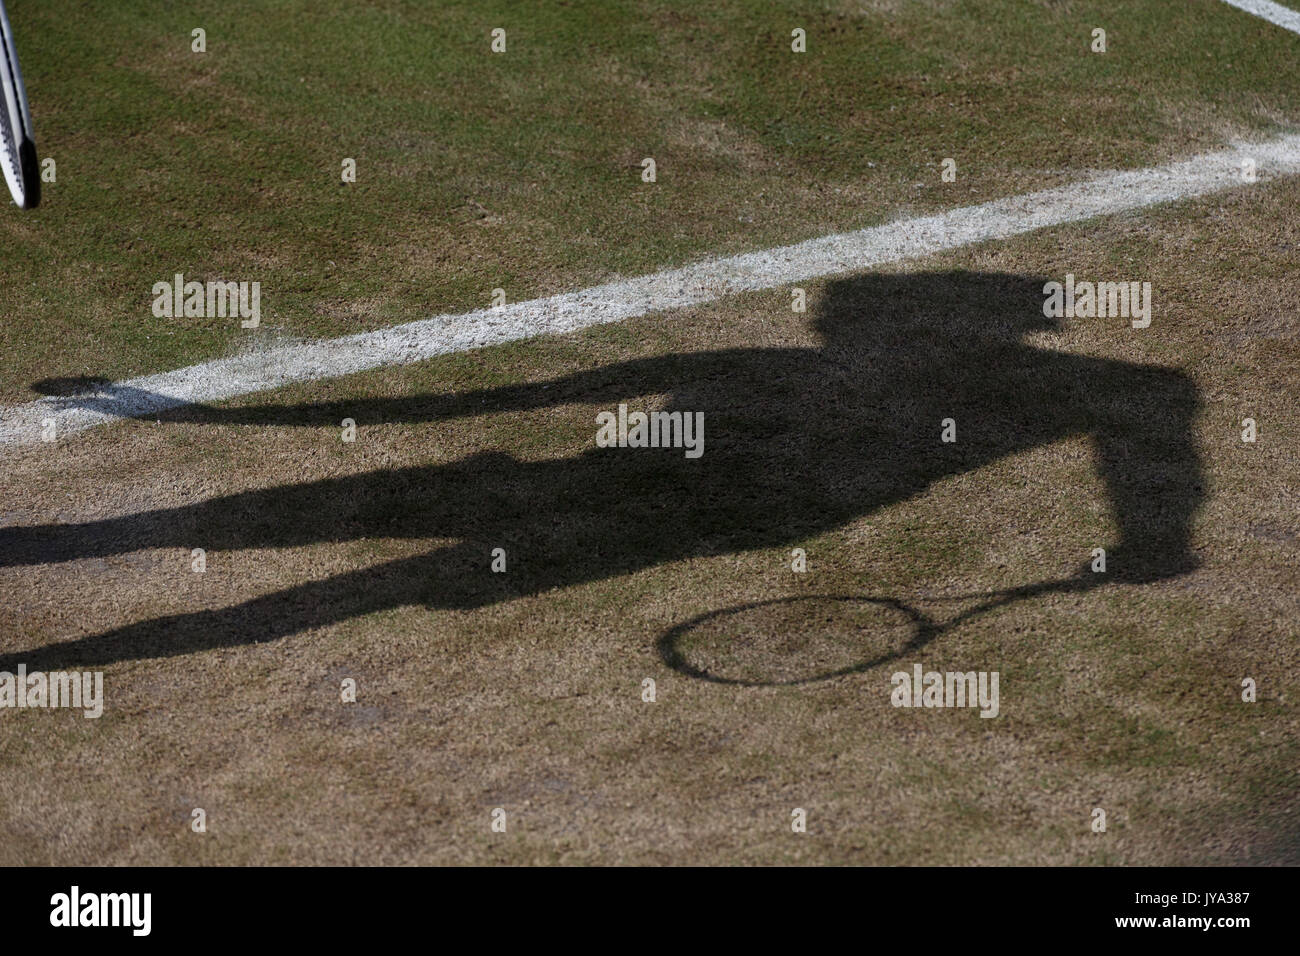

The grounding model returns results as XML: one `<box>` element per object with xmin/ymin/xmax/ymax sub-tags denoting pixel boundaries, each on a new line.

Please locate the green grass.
<box><xmin>2</xmin><ymin>0</ymin><xmax>1300</xmax><ymax>403</ymax></box>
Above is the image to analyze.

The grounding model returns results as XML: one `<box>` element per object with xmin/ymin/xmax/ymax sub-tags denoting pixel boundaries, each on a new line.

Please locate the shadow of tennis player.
<box><xmin>0</xmin><ymin>270</ymin><xmax>1203</xmax><ymax>673</ymax></box>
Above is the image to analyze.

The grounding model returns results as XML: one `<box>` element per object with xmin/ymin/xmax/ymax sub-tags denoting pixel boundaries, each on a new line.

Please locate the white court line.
<box><xmin>3</xmin><ymin>133</ymin><xmax>1300</xmax><ymax>447</ymax></box>
<box><xmin>1218</xmin><ymin>0</ymin><xmax>1300</xmax><ymax>36</ymax></box>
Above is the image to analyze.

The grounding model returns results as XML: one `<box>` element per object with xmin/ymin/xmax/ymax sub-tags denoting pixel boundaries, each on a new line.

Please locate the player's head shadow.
<box><xmin>812</xmin><ymin>269</ymin><xmax>1061</xmax><ymax>346</ymax></box>
<box><xmin>3</xmin><ymin>270</ymin><xmax>1202</xmax><ymax>675</ymax></box>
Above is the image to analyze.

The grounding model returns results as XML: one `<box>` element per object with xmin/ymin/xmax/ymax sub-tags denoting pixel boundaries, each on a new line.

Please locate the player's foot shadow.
<box><xmin>1</xmin><ymin>270</ymin><xmax>1204</xmax><ymax>676</ymax></box>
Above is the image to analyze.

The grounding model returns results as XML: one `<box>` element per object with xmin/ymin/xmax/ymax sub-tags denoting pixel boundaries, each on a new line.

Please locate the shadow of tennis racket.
<box><xmin>656</xmin><ymin>573</ymin><xmax>1095</xmax><ymax>686</ymax></box>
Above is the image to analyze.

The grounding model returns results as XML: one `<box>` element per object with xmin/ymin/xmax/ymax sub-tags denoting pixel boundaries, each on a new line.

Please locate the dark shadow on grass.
<box><xmin>0</xmin><ymin>271</ymin><xmax>1204</xmax><ymax>678</ymax></box>
<box><xmin>655</xmin><ymin>575</ymin><xmax>1100</xmax><ymax>687</ymax></box>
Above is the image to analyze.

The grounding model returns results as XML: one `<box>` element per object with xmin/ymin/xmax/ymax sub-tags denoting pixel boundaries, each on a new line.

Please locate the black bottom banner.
<box><xmin>5</xmin><ymin>865</ymin><xmax>1288</xmax><ymax>943</ymax></box>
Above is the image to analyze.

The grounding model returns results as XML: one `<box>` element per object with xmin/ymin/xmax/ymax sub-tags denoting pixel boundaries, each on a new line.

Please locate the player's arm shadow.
<box><xmin>105</xmin><ymin>352</ymin><xmax>768</xmax><ymax>429</ymax></box>
<box><xmin>3</xmin><ymin>270</ymin><xmax>1204</xmax><ymax>674</ymax></box>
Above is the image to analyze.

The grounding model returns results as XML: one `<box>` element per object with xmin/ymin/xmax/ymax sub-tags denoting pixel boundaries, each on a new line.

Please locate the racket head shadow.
<box><xmin>656</xmin><ymin>594</ymin><xmax>938</xmax><ymax>687</ymax></box>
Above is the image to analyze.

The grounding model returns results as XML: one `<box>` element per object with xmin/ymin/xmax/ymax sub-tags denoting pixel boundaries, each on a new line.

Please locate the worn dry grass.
<box><xmin>1</xmin><ymin>169</ymin><xmax>1295</xmax><ymax>864</ymax></box>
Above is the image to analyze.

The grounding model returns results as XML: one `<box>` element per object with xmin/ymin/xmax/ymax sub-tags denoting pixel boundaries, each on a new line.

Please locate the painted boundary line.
<box><xmin>1219</xmin><ymin>0</ymin><xmax>1300</xmax><ymax>36</ymax></box>
<box><xmin>3</xmin><ymin>133</ymin><xmax>1300</xmax><ymax>447</ymax></box>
